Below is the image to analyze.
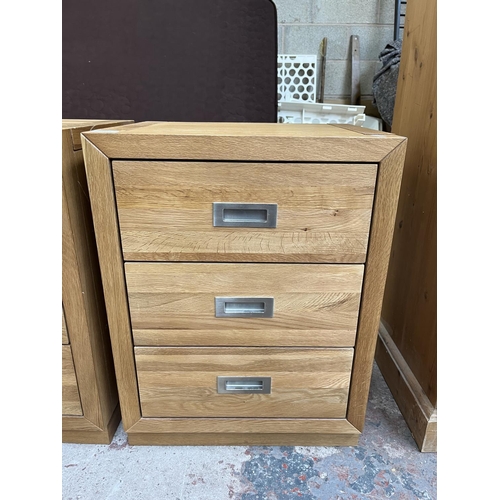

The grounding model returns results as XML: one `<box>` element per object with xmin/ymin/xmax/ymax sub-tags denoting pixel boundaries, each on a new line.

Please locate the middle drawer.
<box><xmin>126</xmin><ymin>263</ymin><xmax>364</xmax><ymax>347</ymax></box>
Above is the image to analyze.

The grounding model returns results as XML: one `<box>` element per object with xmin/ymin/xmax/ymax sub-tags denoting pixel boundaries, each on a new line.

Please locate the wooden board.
<box><xmin>62</xmin><ymin>307</ymin><xmax>69</xmax><ymax>344</ymax></box>
<box><xmin>83</xmin><ymin>122</ymin><xmax>405</xmax><ymax>162</ymax></box>
<box><xmin>113</xmin><ymin>161</ymin><xmax>377</xmax><ymax>263</ymax></box>
<box><xmin>135</xmin><ymin>347</ymin><xmax>353</xmax><ymax>418</ymax></box>
<box><xmin>380</xmin><ymin>0</ymin><xmax>437</xmax><ymax>407</ymax></box>
<box><xmin>127</xmin><ymin>433</ymin><xmax>360</xmax><ymax>446</ymax></box>
<box><xmin>62</xmin><ymin>346</ymin><xmax>82</xmax><ymax>416</ymax></box>
<box><xmin>376</xmin><ymin>0</ymin><xmax>437</xmax><ymax>452</ymax></box>
<box><xmin>126</xmin><ymin>415</ymin><xmax>360</xmax><ymax>445</ymax></box>
<box><xmin>62</xmin><ymin>119</ymin><xmax>131</xmax><ymax>442</ymax></box>
<box><xmin>347</xmin><ymin>141</ymin><xmax>407</xmax><ymax>430</ymax></box>
<box><xmin>127</xmin><ymin>263</ymin><xmax>363</xmax><ymax>347</ymax></box>
<box><xmin>62</xmin><ymin>405</ymin><xmax>122</xmax><ymax>444</ymax></box>
<box><xmin>62</xmin><ymin>119</ymin><xmax>135</xmax><ymax>149</ymax></box>
<box><xmin>128</xmin><ymin>417</ymin><xmax>358</xmax><ymax>435</ymax></box>
<box><xmin>376</xmin><ymin>322</ymin><xmax>437</xmax><ymax>452</ymax></box>
<box><xmin>82</xmin><ymin>139</ymin><xmax>142</xmax><ymax>430</ymax></box>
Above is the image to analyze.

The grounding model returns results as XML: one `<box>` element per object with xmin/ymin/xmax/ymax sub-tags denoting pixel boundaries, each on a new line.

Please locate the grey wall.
<box><xmin>274</xmin><ymin>0</ymin><xmax>396</xmax><ymax>101</ymax></box>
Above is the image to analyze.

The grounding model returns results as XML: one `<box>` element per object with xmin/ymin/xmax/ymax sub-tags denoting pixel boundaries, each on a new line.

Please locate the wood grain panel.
<box><xmin>126</xmin><ymin>417</ymin><xmax>360</xmax><ymax>446</ymax></box>
<box><xmin>84</xmin><ymin>122</ymin><xmax>405</xmax><ymax>162</ymax></box>
<box><xmin>62</xmin><ymin>346</ymin><xmax>82</xmax><ymax>416</ymax></box>
<box><xmin>127</xmin><ymin>433</ymin><xmax>360</xmax><ymax>446</ymax></box>
<box><xmin>129</xmin><ymin>417</ymin><xmax>359</xmax><ymax>435</ymax></box>
<box><xmin>82</xmin><ymin>138</ymin><xmax>142</xmax><ymax>430</ymax></box>
<box><xmin>113</xmin><ymin>161</ymin><xmax>377</xmax><ymax>262</ymax></box>
<box><xmin>62</xmin><ymin>119</ymin><xmax>134</xmax><ymax>150</ymax></box>
<box><xmin>127</xmin><ymin>263</ymin><xmax>363</xmax><ymax>347</ymax></box>
<box><xmin>347</xmin><ymin>141</ymin><xmax>407</xmax><ymax>431</ymax></box>
<box><xmin>62</xmin><ymin>405</ymin><xmax>121</xmax><ymax>444</ymax></box>
<box><xmin>380</xmin><ymin>0</ymin><xmax>437</xmax><ymax>408</ymax></box>
<box><xmin>62</xmin><ymin>307</ymin><xmax>69</xmax><ymax>344</ymax></box>
<box><xmin>61</xmin><ymin>416</ymin><xmax>102</xmax><ymax>432</ymax></box>
<box><xmin>125</xmin><ymin>416</ymin><xmax>361</xmax><ymax>445</ymax></box>
<box><xmin>62</xmin><ymin>176</ymin><xmax>102</xmax><ymax>425</ymax></box>
<box><xmin>135</xmin><ymin>347</ymin><xmax>353</xmax><ymax>418</ymax></box>
<box><xmin>376</xmin><ymin>322</ymin><xmax>437</xmax><ymax>452</ymax></box>
<box><xmin>61</xmin><ymin>120</ymin><xmax>130</xmax><ymax>442</ymax></box>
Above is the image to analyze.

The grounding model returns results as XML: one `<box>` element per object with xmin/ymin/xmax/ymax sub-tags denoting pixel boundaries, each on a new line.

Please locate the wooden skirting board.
<box><xmin>375</xmin><ymin>321</ymin><xmax>437</xmax><ymax>452</ymax></box>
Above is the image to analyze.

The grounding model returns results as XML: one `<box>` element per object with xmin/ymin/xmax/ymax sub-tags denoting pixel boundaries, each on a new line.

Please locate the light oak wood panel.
<box><xmin>347</xmin><ymin>141</ymin><xmax>407</xmax><ymax>431</ymax></box>
<box><xmin>62</xmin><ymin>120</ymin><xmax>130</xmax><ymax>442</ymax></box>
<box><xmin>61</xmin><ymin>416</ymin><xmax>103</xmax><ymax>432</ymax></box>
<box><xmin>82</xmin><ymin>138</ymin><xmax>142</xmax><ymax>430</ymax></box>
<box><xmin>124</xmin><ymin>414</ymin><xmax>361</xmax><ymax>445</ymax></box>
<box><xmin>334</xmin><ymin>124</ymin><xmax>392</xmax><ymax>136</ymax></box>
<box><xmin>129</xmin><ymin>417</ymin><xmax>359</xmax><ymax>435</ymax></box>
<box><xmin>113</xmin><ymin>161</ymin><xmax>376</xmax><ymax>262</ymax></box>
<box><xmin>128</xmin><ymin>433</ymin><xmax>359</xmax><ymax>446</ymax></box>
<box><xmin>135</xmin><ymin>347</ymin><xmax>353</xmax><ymax>418</ymax></box>
<box><xmin>62</xmin><ymin>119</ymin><xmax>134</xmax><ymax>150</ymax></box>
<box><xmin>379</xmin><ymin>0</ymin><xmax>437</xmax><ymax>409</ymax></box>
<box><xmin>62</xmin><ymin>346</ymin><xmax>82</xmax><ymax>416</ymax></box>
<box><xmin>62</xmin><ymin>307</ymin><xmax>69</xmax><ymax>344</ymax></box>
<box><xmin>127</xmin><ymin>263</ymin><xmax>363</xmax><ymax>347</ymax></box>
<box><xmin>83</xmin><ymin>122</ymin><xmax>405</xmax><ymax>162</ymax></box>
<box><xmin>62</xmin><ymin>178</ymin><xmax>102</xmax><ymax>426</ymax></box>
<box><xmin>133</xmin><ymin>329</ymin><xmax>356</xmax><ymax>348</ymax></box>
<box><xmin>62</xmin><ymin>119</ymin><xmax>133</xmax><ymax>130</ymax></box>
<box><xmin>62</xmin><ymin>405</ymin><xmax>122</xmax><ymax>444</ymax></box>
<box><xmin>376</xmin><ymin>322</ymin><xmax>437</xmax><ymax>452</ymax></box>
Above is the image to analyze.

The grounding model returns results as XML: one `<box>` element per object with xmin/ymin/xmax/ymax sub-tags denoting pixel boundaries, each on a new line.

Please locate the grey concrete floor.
<box><xmin>62</xmin><ymin>363</ymin><xmax>437</xmax><ymax>499</ymax></box>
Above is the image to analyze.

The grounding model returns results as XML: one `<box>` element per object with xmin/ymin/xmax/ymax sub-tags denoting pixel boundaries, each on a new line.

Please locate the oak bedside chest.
<box><xmin>62</xmin><ymin>119</ymin><xmax>133</xmax><ymax>443</ymax></box>
<box><xmin>82</xmin><ymin>122</ymin><xmax>406</xmax><ymax>446</ymax></box>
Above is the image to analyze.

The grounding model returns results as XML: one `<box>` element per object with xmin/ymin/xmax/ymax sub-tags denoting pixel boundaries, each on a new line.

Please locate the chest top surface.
<box><xmin>82</xmin><ymin>122</ymin><xmax>406</xmax><ymax>163</ymax></box>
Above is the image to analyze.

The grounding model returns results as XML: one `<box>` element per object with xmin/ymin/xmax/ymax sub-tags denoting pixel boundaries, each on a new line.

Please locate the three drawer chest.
<box><xmin>82</xmin><ymin>122</ymin><xmax>407</xmax><ymax>446</ymax></box>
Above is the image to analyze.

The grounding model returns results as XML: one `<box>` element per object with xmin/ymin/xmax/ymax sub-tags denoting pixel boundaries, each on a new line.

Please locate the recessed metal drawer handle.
<box><xmin>215</xmin><ymin>297</ymin><xmax>274</xmax><ymax>318</ymax></box>
<box><xmin>213</xmin><ymin>203</ymin><xmax>277</xmax><ymax>228</ymax></box>
<box><xmin>217</xmin><ymin>376</ymin><xmax>272</xmax><ymax>394</ymax></box>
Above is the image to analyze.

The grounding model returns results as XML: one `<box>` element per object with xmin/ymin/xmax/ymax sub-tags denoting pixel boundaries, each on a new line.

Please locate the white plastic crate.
<box><xmin>278</xmin><ymin>101</ymin><xmax>366</xmax><ymax>126</ymax></box>
<box><xmin>362</xmin><ymin>115</ymin><xmax>383</xmax><ymax>130</ymax></box>
<box><xmin>277</xmin><ymin>55</ymin><xmax>317</xmax><ymax>103</ymax></box>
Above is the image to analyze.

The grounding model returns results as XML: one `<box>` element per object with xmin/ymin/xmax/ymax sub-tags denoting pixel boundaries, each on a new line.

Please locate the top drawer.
<box><xmin>113</xmin><ymin>161</ymin><xmax>377</xmax><ymax>263</ymax></box>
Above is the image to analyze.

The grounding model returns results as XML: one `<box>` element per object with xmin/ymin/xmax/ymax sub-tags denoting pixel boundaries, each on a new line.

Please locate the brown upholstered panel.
<box><xmin>62</xmin><ymin>0</ymin><xmax>277</xmax><ymax>123</ymax></box>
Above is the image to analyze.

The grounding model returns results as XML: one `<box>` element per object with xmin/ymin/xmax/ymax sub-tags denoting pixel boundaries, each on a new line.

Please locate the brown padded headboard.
<box><xmin>62</xmin><ymin>0</ymin><xmax>277</xmax><ymax>123</ymax></box>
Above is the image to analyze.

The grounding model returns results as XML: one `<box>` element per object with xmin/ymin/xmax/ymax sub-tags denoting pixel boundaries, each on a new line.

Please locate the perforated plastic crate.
<box><xmin>278</xmin><ymin>101</ymin><xmax>366</xmax><ymax>126</ymax></box>
<box><xmin>277</xmin><ymin>55</ymin><xmax>317</xmax><ymax>103</ymax></box>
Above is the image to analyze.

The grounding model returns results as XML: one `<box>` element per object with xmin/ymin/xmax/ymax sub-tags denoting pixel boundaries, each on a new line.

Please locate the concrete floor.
<box><xmin>62</xmin><ymin>363</ymin><xmax>437</xmax><ymax>499</ymax></box>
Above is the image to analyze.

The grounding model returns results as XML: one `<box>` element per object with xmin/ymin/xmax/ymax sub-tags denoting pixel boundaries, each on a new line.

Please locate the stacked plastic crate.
<box><xmin>277</xmin><ymin>54</ymin><xmax>366</xmax><ymax>126</ymax></box>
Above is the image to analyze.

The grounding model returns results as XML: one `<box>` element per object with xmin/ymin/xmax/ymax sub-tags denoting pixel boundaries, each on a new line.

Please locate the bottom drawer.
<box><xmin>135</xmin><ymin>347</ymin><xmax>353</xmax><ymax>418</ymax></box>
<box><xmin>62</xmin><ymin>345</ymin><xmax>82</xmax><ymax>416</ymax></box>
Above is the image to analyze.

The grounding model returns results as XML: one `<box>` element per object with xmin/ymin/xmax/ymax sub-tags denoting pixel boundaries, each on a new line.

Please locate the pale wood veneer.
<box><xmin>82</xmin><ymin>122</ymin><xmax>406</xmax><ymax>445</ymax></box>
<box><xmin>135</xmin><ymin>347</ymin><xmax>353</xmax><ymax>418</ymax></box>
<box><xmin>62</xmin><ymin>345</ymin><xmax>82</xmax><ymax>416</ymax></box>
<box><xmin>113</xmin><ymin>161</ymin><xmax>376</xmax><ymax>262</ymax></box>
<box><xmin>127</xmin><ymin>263</ymin><xmax>363</xmax><ymax>347</ymax></box>
<box><xmin>62</xmin><ymin>119</ymin><xmax>132</xmax><ymax>443</ymax></box>
<box><xmin>376</xmin><ymin>0</ymin><xmax>437</xmax><ymax>452</ymax></box>
<box><xmin>62</xmin><ymin>307</ymin><xmax>69</xmax><ymax>345</ymax></box>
